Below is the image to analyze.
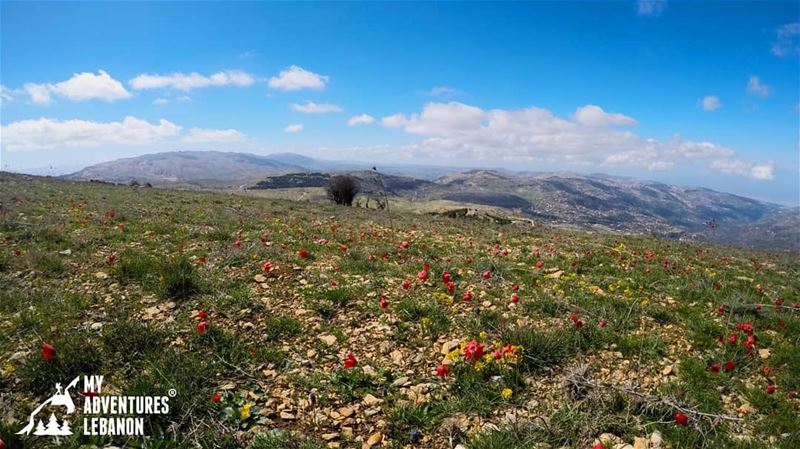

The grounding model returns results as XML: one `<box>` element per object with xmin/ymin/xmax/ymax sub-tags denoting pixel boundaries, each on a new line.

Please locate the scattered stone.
<box><xmin>363</xmin><ymin>394</ymin><xmax>383</xmax><ymax>406</ymax></box>
<box><xmin>365</xmin><ymin>432</ymin><xmax>382</xmax><ymax>447</ymax></box>
<box><xmin>319</xmin><ymin>334</ymin><xmax>337</xmax><ymax>345</ymax></box>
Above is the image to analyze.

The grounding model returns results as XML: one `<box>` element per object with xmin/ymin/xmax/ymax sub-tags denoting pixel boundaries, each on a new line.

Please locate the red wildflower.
<box><xmin>728</xmin><ymin>333</ymin><xmax>737</xmax><ymax>345</ymax></box>
<box><xmin>575</xmin><ymin>320</ymin><xmax>584</xmax><ymax>329</ymax></box>
<box><xmin>482</xmin><ymin>270</ymin><xmax>491</xmax><ymax>280</ymax></box>
<box><xmin>13</xmin><ymin>249</ymin><xmax>21</xmax><ymax>257</ymax></box>
<box><xmin>41</xmin><ymin>343</ymin><xmax>56</xmax><ymax>361</ymax></box>
<box><xmin>512</xmin><ymin>284</ymin><xmax>519</xmax><ymax>291</ymax></box>
<box><xmin>535</xmin><ymin>260</ymin><xmax>544</xmax><ymax>269</ymax></box>
<box><xmin>418</xmin><ymin>270</ymin><xmax>429</xmax><ymax>282</ymax></box>
<box><xmin>0</xmin><ymin>438</ymin><xmax>6</xmax><ymax>449</ymax></box>
<box><xmin>341</xmin><ymin>244</ymin><xmax>348</xmax><ymax>252</ymax></box>
<box><xmin>645</xmin><ymin>250</ymin><xmax>654</xmax><ymax>259</ymax></box>
<box><xmin>767</xmin><ymin>384</ymin><xmax>776</xmax><ymax>395</ymax></box>
<box><xmin>401</xmin><ymin>279</ymin><xmax>411</xmax><ymax>289</ymax></box>
<box><xmin>674</xmin><ymin>412</ymin><xmax>689</xmax><ymax>426</ymax></box>
<box><xmin>199</xmin><ymin>256</ymin><xmax>207</xmax><ymax>264</ymax></box>
<box><xmin>379</xmin><ymin>297</ymin><xmax>389</xmax><ymax>309</ymax></box>
<box><xmin>446</xmin><ymin>281</ymin><xmax>456</xmax><ymax>293</ymax></box>
<box><xmin>464</xmin><ymin>340</ymin><xmax>484</xmax><ymax>361</ymax></box>
<box><xmin>736</xmin><ymin>322</ymin><xmax>754</xmax><ymax>335</ymax></box>
<box><xmin>197</xmin><ymin>321</ymin><xmax>209</xmax><ymax>334</ymax></box>
<box><xmin>599</xmin><ymin>319</ymin><xmax>607</xmax><ymax>328</ymax></box>
<box><xmin>263</xmin><ymin>261</ymin><xmax>273</xmax><ymax>272</ymax></box>
<box><xmin>212</xmin><ymin>393</ymin><xmax>222</xmax><ymax>403</ymax></box>
<box><xmin>723</xmin><ymin>360</ymin><xmax>735</xmax><ymax>372</ymax></box>
<box><xmin>492</xmin><ymin>349</ymin><xmax>502</xmax><ymax>359</ymax></box>
<box><xmin>511</xmin><ymin>294</ymin><xmax>519</xmax><ymax>304</ymax></box>
<box><xmin>197</xmin><ymin>310</ymin><xmax>207</xmax><ymax>319</ymax></box>
<box><xmin>435</xmin><ymin>364</ymin><xmax>450</xmax><ymax>377</ymax></box>
<box><xmin>118</xmin><ymin>223</ymin><xmax>125</xmax><ymax>231</ymax></box>
<box><xmin>718</xmin><ymin>305</ymin><xmax>725</xmax><ymax>314</ymax></box>
<box><xmin>570</xmin><ymin>314</ymin><xmax>579</xmax><ymax>322</ymax></box>
<box><xmin>592</xmin><ymin>443</ymin><xmax>604</xmax><ymax>449</ymax></box>
<box><xmin>106</xmin><ymin>254</ymin><xmax>116</xmax><ymax>265</ymax></box>
<box><xmin>714</xmin><ymin>283</ymin><xmax>722</xmax><ymax>291</ymax></box>
<box><xmin>442</xmin><ymin>272</ymin><xmax>451</xmax><ymax>283</ymax></box>
<box><xmin>260</xmin><ymin>232</ymin><xmax>271</xmax><ymax>243</ymax></box>
<box><xmin>462</xmin><ymin>291</ymin><xmax>473</xmax><ymax>301</ymax></box>
<box><xmin>744</xmin><ymin>335</ymin><xmax>756</xmax><ymax>348</ymax></box>
<box><xmin>343</xmin><ymin>352</ymin><xmax>357</xmax><ymax>369</ymax></box>
<box><xmin>106</xmin><ymin>210</ymin><xmax>116</xmax><ymax>219</ymax></box>
<box><xmin>399</xmin><ymin>241</ymin><xmax>410</xmax><ymax>249</ymax></box>
<box><xmin>761</xmin><ymin>366</ymin><xmax>771</xmax><ymax>376</ymax></box>
<box><xmin>502</xmin><ymin>345</ymin><xmax>514</xmax><ymax>354</ymax></box>
<box><xmin>709</xmin><ymin>363</ymin><xmax>721</xmax><ymax>374</ymax></box>
<box><xmin>298</xmin><ymin>249</ymin><xmax>309</xmax><ymax>259</ymax></box>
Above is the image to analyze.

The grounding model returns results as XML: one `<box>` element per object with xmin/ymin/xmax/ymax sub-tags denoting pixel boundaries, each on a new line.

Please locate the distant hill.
<box><xmin>251</xmin><ymin>169</ymin><xmax>798</xmax><ymax>251</ymax></box>
<box><xmin>64</xmin><ymin>151</ymin><xmax>308</xmax><ymax>186</ymax></box>
<box><xmin>65</xmin><ymin>151</ymin><xmax>798</xmax><ymax>251</ymax></box>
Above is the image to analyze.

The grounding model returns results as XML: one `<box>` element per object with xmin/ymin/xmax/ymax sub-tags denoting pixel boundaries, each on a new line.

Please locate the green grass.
<box><xmin>1</xmin><ymin>172</ymin><xmax>798</xmax><ymax>449</ymax></box>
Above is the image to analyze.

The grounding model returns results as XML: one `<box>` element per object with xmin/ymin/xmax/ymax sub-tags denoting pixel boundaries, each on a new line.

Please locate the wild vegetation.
<box><xmin>0</xmin><ymin>172</ymin><xmax>797</xmax><ymax>449</ymax></box>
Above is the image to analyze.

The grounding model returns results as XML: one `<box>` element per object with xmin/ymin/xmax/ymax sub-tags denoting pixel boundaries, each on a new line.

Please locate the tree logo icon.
<box><xmin>17</xmin><ymin>377</ymin><xmax>79</xmax><ymax>436</ymax></box>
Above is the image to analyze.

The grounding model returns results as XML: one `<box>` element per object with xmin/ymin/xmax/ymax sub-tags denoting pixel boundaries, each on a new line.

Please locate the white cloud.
<box><xmin>711</xmin><ymin>159</ymin><xmax>774</xmax><ymax>180</ymax></box>
<box><xmin>699</xmin><ymin>95</ymin><xmax>721</xmax><ymax>111</ymax></box>
<box><xmin>0</xmin><ymin>85</ymin><xmax>16</xmax><ymax>105</ymax></box>
<box><xmin>284</xmin><ymin>124</ymin><xmax>303</xmax><ymax>133</ymax></box>
<box><xmin>771</xmin><ymin>22</ymin><xmax>799</xmax><ymax>57</ymax></box>
<box><xmin>1</xmin><ymin>116</ymin><xmax>182</xmax><ymax>151</ymax></box>
<box><xmin>290</xmin><ymin>101</ymin><xmax>343</xmax><ymax>113</ymax></box>
<box><xmin>24</xmin><ymin>83</ymin><xmax>52</xmax><ymax>105</ymax></box>
<box><xmin>636</xmin><ymin>0</ymin><xmax>667</xmax><ymax>17</ymax></box>
<box><xmin>268</xmin><ymin>66</ymin><xmax>328</xmax><ymax>91</ymax></box>
<box><xmin>129</xmin><ymin>70</ymin><xmax>254</xmax><ymax>91</ymax></box>
<box><xmin>347</xmin><ymin>114</ymin><xmax>375</xmax><ymax>126</ymax></box>
<box><xmin>381</xmin><ymin>113</ymin><xmax>410</xmax><ymax>128</ymax></box>
<box><xmin>747</xmin><ymin>76</ymin><xmax>772</xmax><ymax>98</ymax></box>
<box><xmin>379</xmin><ymin>101</ymin><xmax>771</xmax><ymax>180</ymax></box>
<box><xmin>429</xmin><ymin>86</ymin><xmax>461</xmax><ymax>97</ymax></box>
<box><xmin>177</xmin><ymin>95</ymin><xmax>192</xmax><ymax>102</ymax></box>
<box><xmin>573</xmin><ymin>105</ymin><xmax>637</xmax><ymax>127</ymax></box>
<box><xmin>23</xmin><ymin>70</ymin><xmax>131</xmax><ymax>104</ymax></box>
<box><xmin>153</xmin><ymin>98</ymin><xmax>169</xmax><ymax>105</ymax></box>
<box><xmin>181</xmin><ymin>127</ymin><xmax>245</xmax><ymax>143</ymax></box>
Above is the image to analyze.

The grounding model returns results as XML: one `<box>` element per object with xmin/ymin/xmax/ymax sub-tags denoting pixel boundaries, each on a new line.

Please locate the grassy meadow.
<box><xmin>0</xmin><ymin>172</ymin><xmax>798</xmax><ymax>449</ymax></box>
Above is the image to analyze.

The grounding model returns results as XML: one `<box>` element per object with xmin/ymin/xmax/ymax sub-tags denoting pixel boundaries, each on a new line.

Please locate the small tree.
<box><xmin>326</xmin><ymin>175</ymin><xmax>360</xmax><ymax>206</ymax></box>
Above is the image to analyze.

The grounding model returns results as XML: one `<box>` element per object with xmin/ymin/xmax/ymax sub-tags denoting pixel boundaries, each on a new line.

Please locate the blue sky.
<box><xmin>1</xmin><ymin>1</ymin><xmax>798</xmax><ymax>204</ymax></box>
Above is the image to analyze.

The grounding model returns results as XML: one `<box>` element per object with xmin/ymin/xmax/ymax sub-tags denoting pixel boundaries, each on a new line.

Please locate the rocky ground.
<box><xmin>0</xmin><ymin>172</ymin><xmax>797</xmax><ymax>449</ymax></box>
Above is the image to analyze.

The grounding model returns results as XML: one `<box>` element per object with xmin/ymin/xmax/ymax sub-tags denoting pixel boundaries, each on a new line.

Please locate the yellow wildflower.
<box><xmin>479</xmin><ymin>331</ymin><xmax>487</xmax><ymax>340</ymax></box>
<box><xmin>1</xmin><ymin>363</ymin><xmax>14</xmax><ymax>376</ymax></box>
<box><xmin>239</xmin><ymin>403</ymin><xmax>252</xmax><ymax>420</ymax></box>
<box><xmin>501</xmin><ymin>388</ymin><xmax>513</xmax><ymax>399</ymax></box>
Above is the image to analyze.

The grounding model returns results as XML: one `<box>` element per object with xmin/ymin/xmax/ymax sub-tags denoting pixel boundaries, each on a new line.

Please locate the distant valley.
<box><xmin>64</xmin><ymin>151</ymin><xmax>799</xmax><ymax>251</ymax></box>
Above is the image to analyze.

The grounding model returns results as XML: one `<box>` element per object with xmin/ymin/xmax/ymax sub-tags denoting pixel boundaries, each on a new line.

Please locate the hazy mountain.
<box><xmin>250</xmin><ymin>169</ymin><xmax>798</xmax><ymax>251</ymax></box>
<box><xmin>66</xmin><ymin>151</ymin><xmax>798</xmax><ymax>250</ymax></box>
<box><xmin>65</xmin><ymin>151</ymin><xmax>308</xmax><ymax>186</ymax></box>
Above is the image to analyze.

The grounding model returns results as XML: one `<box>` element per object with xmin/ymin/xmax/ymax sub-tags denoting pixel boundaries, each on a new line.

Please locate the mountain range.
<box><xmin>64</xmin><ymin>151</ymin><xmax>799</xmax><ymax>251</ymax></box>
